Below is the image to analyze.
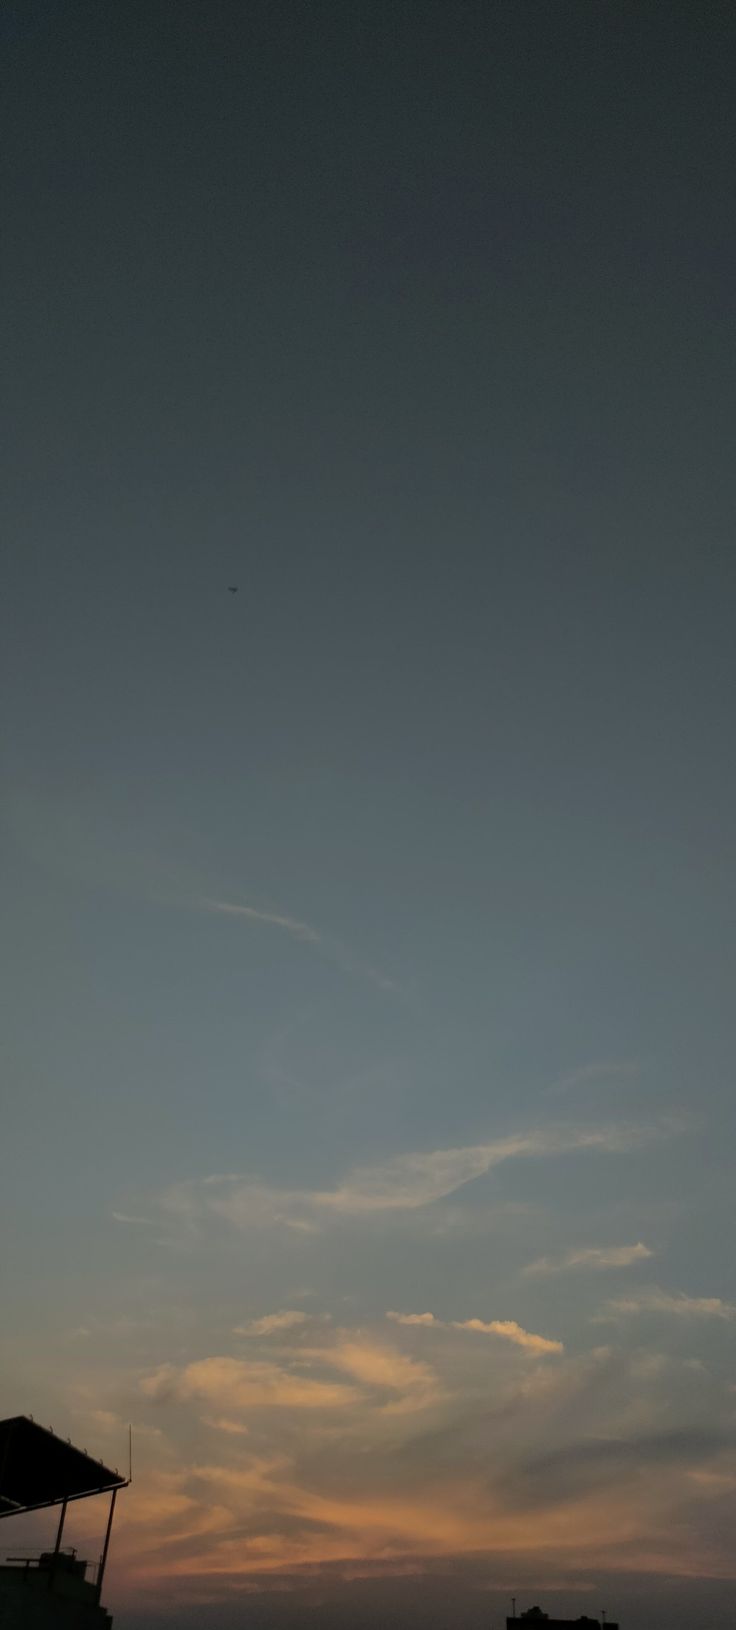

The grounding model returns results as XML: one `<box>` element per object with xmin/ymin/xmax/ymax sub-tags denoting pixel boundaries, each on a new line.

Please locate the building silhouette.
<box><xmin>509</xmin><ymin>1608</ymin><xmax>619</xmax><ymax>1630</ymax></box>
<box><xmin>0</xmin><ymin>1416</ymin><xmax>127</xmax><ymax>1630</ymax></box>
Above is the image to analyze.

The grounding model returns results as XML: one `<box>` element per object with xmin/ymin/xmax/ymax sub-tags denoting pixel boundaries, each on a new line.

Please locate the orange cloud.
<box><xmin>120</xmin><ymin>1451</ymin><xmax>736</xmax><ymax>1590</ymax></box>
<box><xmin>384</xmin><ymin>1309</ymin><xmax>563</xmax><ymax>1354</ymax></box>
<box><xmin>323</xmin><ymin>1339</ymin><xmax>437</xmax><ymax>1393</ymax></box>
<box><xmin>201</xmin><ymin>1417</ymin><xmax>251</xmax><ymax>1436</ymax></box>
<box><xmin>141</xmin><ymin>1356</ymin><xmax>360</xmax><ymax>1411</ymax></box>
<box><xmin>106</xmin><ymin>1300</ymin><xmax>733</xmax><ymax>1603</ymax></box>
<box><xmin>453</xmin><ymin>1318</ymin><xmax>564</xmax><ymax>1354</ymax></box>
<box><xmin>386</xmin><ymin>1311</ymin><xmax>436</xmax><ymax>1326</ymax></box>
<box><xmin>110</xmin><ymin>1333</ymin><xmax>736</xmax><ymax>1604</ymax></box>
<box><xmin>234</xmin><ymin>1311</ymin><xmax>311</xmax><ymax>1337</ymax></box>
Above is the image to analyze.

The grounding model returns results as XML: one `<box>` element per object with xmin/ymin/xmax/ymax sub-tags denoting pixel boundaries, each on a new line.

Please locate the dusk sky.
<box><xmin>2</xmin><ymin>4</ymin><xmax>736</xmax><ymax>1628</ymax></box>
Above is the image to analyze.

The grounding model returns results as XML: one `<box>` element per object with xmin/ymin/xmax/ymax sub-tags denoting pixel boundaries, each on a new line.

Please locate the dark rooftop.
<box><xmin>0</xmin><ymin>1416</ymin><xmax>125</xmax><ymax>1517</ymax></box>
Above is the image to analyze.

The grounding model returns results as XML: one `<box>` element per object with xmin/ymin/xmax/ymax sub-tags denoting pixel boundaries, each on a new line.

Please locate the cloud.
<box><xmin>199</xmin><ymin>897</ymin><xmax>397</xmax><ymax>993</ymax></box>
<box><xmin>201</xmin><ymin>1417</ymin><xmax>251</xmax><ymax>1436</ymax></box>
<box><xmin>452</xmin><ymin>1319</ymin><xmax>564</xmax><ymax>1354</ymax></box>
<box><xmin>547</xmin><ymin>1060</ymin><xmax>642</xmax><ymax>1098</ymax></box>
<box><xmin>201</xmin><ymin>897</ymin><xmax>321</xmax><ymax>944</ymax></box>
<box><xmin>384</xmin><ymin>1310</ymin><xmax>563</xmax><ymax>1355</ymax></box>
<box><xmin>141</xmin><ymin>1357</ymin><xmax>360</xmax><ymax>1412</ymax></box>
<box><xmin>514</xmin><ymin>1425</ymin><xmax>736</xmax><ymax>1506</ymax></box>
<box><xmin>159</xmin><ymin>1120</ymin><xmax>675</xmax><ymax>1234</ymax></box>
<box><xmin>114</xmin><ymin>1331</ymin><xmax>736</xmax><ymax>1599</ymax></box>
<box><xmin>319</xmin><ymin>1340</ymin><xmax>438</xmax><ymax>1400</ymax></box>
<box><xmin>525</xmin><ymin>1243</ymin><xmax>653</xmax><ymax>1277</ymax></box>
<box><xmin>234</xmin><ymin>1311</ymin><xmax>311</xmax><ymax>1337</ymax></box>
<box><xmin>387</xmin><ymin>1312</ymin><xmax>437</xmax><ymax>1327</ymax></box>
<box><xmin>141</xmin><ymin>1333</ymin><xmax>443</xmax><ymax>1428</ymax></box>
<box><xmin>273</xmin><ymin>1336</ymin><xmax>444</xmax><ymax>1417</ymax></box>
<box><xmin>599</xmin><ymin>1288</ymin><xmax>736</xmax><ymax>1321</ymax></box>
<box><xmin>119</xmin><ymin>1416</ymin><xmax>736</xmax><ymax>1589</ymax></box>
<box><xmin>77</xmin><ymin>1407</ymin><xmax>126</xmax><ymax>1432</ymax></box>
<box><xmin>318</xmin><ymin>1125</ymin><xmax>658</xmax><ymax>1214</ymax></box>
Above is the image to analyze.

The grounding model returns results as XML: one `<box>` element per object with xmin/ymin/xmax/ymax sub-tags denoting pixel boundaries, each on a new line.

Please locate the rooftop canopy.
<box><xmin>0</xmin><ymin>1416</ymin><xmax>126</xmax><ymax>1517</ymax></box>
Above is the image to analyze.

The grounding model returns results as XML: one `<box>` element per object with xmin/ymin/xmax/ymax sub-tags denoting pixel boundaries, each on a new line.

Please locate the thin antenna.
<box><xmin>128</xmin><ymin>1424</ymin><xmax>133</xmax><ymax>1484</ymax></box>
<box><xmin>512</xmin><ymin>1598</ymin><xmax>517</xmax><ymax>1621</ymax></box>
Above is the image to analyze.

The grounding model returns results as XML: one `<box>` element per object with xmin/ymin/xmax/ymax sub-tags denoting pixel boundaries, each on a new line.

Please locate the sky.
<box><xmin>2</xmin><ymin>2</ymin><xmax>736</xmax><ymax>1627</ymax></box>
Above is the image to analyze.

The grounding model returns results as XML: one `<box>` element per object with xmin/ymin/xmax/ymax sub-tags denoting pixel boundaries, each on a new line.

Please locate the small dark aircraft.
<box><xmin>228</xmin><ymin>586</ymin><xmax>238</xmax><ymax>594</ymax></box>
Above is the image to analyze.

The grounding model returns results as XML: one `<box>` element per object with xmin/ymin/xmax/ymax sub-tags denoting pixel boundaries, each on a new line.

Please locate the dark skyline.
<box><xmin>2</xmin><ymin>5</ymin><xmax>736</xmax><ymax>1628</ymax></box>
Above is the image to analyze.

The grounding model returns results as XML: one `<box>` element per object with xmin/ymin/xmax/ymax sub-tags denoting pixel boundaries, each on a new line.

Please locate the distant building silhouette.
<box><xmin>508</xmin><ymin>1608</ymin><xmax>619</xmax><ymax>1630</ymax></box>
<box><xmin>0</xmin><ymin>1417</ymin><xmax>128</xmax><ymax>1630</ymax></box>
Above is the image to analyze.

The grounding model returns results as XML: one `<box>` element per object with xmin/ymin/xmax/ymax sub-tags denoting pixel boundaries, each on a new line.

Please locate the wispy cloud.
<box><xmin>285</xmin><ymin>1122</ymin><xmax>673</xmax><ymax>1215</ymax></box>
<box><xmin>141</xmin><ymin>1356</ymin><xmax>361</xmax><ymax>1412</ymax></box>
<box><xmin>598</xmin><ymin>1288</ymin><xmax>736</xmax><ymax>1321</ymax></box>
<box><xmin>525</xmin><ymin>1243</ymin><xmax>653</xmax><ymax>1277</ymax></box>
<box><xmin>114</xmin><ymin>1328</ymin><xmax>736</xmax><ymax>1595</ymax></box>
<box><xmin>159</xmin><ymin>1119</ymin><xmax>676</xmax><ymax>1233</ymax></box>
<box><xmin>141</xmin><ymin>1335</ymin><xmax>442</xmax><ymax>1422</ymax></box>
<box><xmin>234</xmin><ymin>1311</ymin><xmax>312</xmax><ymax>1337</ymax></box>
<box><xmin>547</xmin><ymin>1060</ymin><xmax>642</xmax><ymax>1098</ymax></box>
<box><xmin>201</xmin><ymin>1417</ymin><xmax>251</xmax><ymax>1436</ymax></box>
<box><xmin>201</xmin><ymin>897</ymin><xmax>321</xmax><ymax>943</ymax></box>
<box><xmin>304</xmin><ymin>1339</ymin><xmax>441</xmax><ymax>1412</ymax></box>
<box><xmin>387</xmin><ymin>1312</ymin><xmax>437</xmax><ymax>1327</ymax></box>
<box><xmin>199</xmin><ymin>897</ymin><xmax>398</xmax><ymax>993</ymax></box>
<box><xmin>452</xmin><ymin>1318</ymin><xmax>563</xmax><ymax>1354</ymax></box>
<box><xmin>385</xmin><ymin>1310</ymin><xmax>563</xmax><ymax>1355</ymax></box>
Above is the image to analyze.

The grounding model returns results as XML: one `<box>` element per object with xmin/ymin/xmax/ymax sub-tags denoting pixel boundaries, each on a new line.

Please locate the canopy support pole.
<box><xmin>96</xmin><ymin>1486</ymin><xmax>117</xmax><ymax>1602</ymax></box>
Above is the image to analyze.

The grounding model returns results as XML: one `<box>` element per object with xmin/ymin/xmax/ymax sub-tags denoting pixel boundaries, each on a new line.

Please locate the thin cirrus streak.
<box><xmin>524</xmin><ymin>1243</ymin><xmax>653</xmax><ymax>1276</ymax></box>
<box><xmin>199</xmin><ymin>896</ymin><xmax>399</xmax><ymax>993</ymax></box>
<box><xmin>545</xmin><ymin>1059</ymin><xmax>642</xmax><ymax>1098</ymax></box>
<box><xmin>312</xmin><ymin>1121</ymin><xmax>674</xmax><ymax>1215</ymax></box>
<box><xmin>156</xmin><ymin>1118</ymin><xmax>681</xmax><ymax>1232</ymax></box>
<box><xmin>200</xmin><ymin>897</ymin><xmax>321</xmax><ymax>943</ymax></box>
<box><xmin>597</xmin><ymin>1288</ymin><xmax>736</xmax><ymax>1321</ymax></box>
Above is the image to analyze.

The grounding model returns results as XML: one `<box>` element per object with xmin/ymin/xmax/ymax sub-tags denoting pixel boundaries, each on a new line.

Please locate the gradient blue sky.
<box><xmin>2</xmin><ymin>4</ymin><xmax>736</xmax><ymax>1627</ymax></box>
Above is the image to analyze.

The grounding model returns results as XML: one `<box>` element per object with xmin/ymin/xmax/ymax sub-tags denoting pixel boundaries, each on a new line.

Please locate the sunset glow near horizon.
<box><xmin>2</xmin><ymin>5</ymin><xmax>736</xmax><ymax>1629</ymax></box>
